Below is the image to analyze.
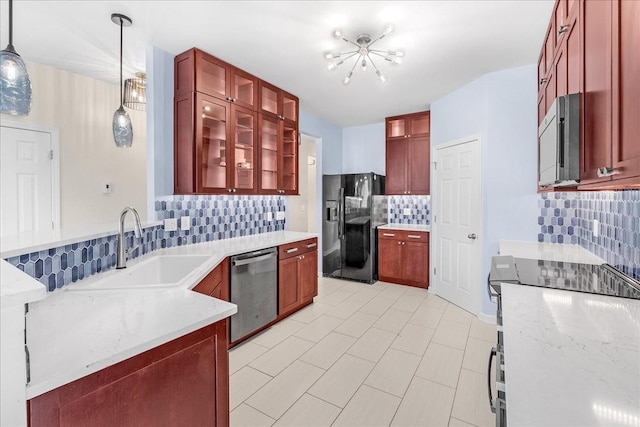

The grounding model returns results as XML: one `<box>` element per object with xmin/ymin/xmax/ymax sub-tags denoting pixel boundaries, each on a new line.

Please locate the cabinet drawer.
<box><xmin>279</xmin><ymin>237</ymin><xmax>318</xmax><ymax>260</ymax></box>
<box><xmin>378</xmin><ymin>230</ymin><xmax>428</xmax><ymax>242</ymax></box>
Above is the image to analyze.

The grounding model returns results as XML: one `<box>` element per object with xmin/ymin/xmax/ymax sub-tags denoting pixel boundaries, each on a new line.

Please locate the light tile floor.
<box><xmin>230</xmin><ymin>277</ymin><xmax>497</xmax><ymax>427</ymax></box>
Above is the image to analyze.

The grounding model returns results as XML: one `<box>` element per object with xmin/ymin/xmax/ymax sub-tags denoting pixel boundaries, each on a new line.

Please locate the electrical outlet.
<box><xmin>593</xmin><ymin>219</ymin><xmax>599</xmax><ymax>237</ymax></box>
<box><xmin>276</xmin><ymin>211</ymin><xmax>285</xmax><ymax>220</ymax></box>
<box><xmin>102</xmin><ymin>183</ymin><xmax>112</xmax><ymax>194</ymax></box>
<box><xmin>403</xmin><ymin>208</ymin><xmax>412</xmax><ymax>216</ymax></box>
<box><xmin>180</xmin><ymin>216</ymin><xmax>190</xmax><ymax>231</ymax></box>
<box><xmin>164</xmin><ymin>218</ymin><xmax>178</xmax><ymax>231</ymax></box>
<box><xmin>267</xmin><ymin>212</ymin><xmax>273</xmax><ymax>221</ymax></box>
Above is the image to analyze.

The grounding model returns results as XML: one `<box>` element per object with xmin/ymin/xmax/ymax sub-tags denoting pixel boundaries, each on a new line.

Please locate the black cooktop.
<box><xmin>490</xmin><ymin>256</ymin><xmax>640</xmax><ymax>300</ymax></box>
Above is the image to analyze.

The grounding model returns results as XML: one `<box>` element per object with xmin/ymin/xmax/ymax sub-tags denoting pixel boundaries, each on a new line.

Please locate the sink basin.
<box><xmin>73</xmin><ymin>255</ymin><xmax>212</xmax><ymax>290</ymax></box>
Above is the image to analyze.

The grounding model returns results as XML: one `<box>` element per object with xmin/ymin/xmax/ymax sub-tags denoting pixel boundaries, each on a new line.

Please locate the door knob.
<box><xmin>468</xmin><ymin>233</ymin><xmax>477</xmax><ymax>240</ymax></box>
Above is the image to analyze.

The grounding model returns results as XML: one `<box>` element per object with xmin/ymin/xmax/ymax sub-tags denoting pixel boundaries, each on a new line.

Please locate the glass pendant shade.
<box><xmin>123</xmin><ymin>73</ymin><xmax>146</xmax><ymax>111</ymax></box>
<box><xmin>113</xmin><ymin>105</ymin><xmax>133</xmax><ymax>147</ymax></box>
<box><xmin>1</xmin><ymin>0</ymin><xmax>32</xmax><ymax>116</ymax></box>
<box><xmin>0</xmin><ymin>49</ymin><xmax>31</xmax><ymax>115</ymax></box>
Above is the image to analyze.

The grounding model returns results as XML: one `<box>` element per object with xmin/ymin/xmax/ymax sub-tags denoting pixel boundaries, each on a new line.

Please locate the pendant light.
<box><xmin>111</xmin><ymin>13</ymin><xmax>133</xmax><ymax>148</ymax></box>
<box><xmin>0</xmin><ymin>0</ymin><xmax>32</xmax><ymax>116</ymax></box>
<box><xmin>123</xmin><ymin>72</ymin><xmax>146</xmax><ymax>111</ymax></box>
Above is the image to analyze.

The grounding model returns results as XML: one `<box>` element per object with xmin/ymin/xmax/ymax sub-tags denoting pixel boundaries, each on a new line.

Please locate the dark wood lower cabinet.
<box><xmin>378</xmin><ymin>230</ymin><xmax>429</xmax><ymax>288</ymax></box>
<box><xmin>278</xmin><ymin>238</ymin><xmax>318</xmax><ymax>318</ymax></box>
<box><xmin>27</xmin><ymin>321</ymin><xmax>229</xmax><ymax>427</ymax></box>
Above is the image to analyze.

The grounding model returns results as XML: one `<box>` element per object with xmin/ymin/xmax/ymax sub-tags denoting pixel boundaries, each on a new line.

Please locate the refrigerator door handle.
<box><xmin>338</xmin><ymin>187</ymin><xmax>345</xmax><ymax>239</ymax></box>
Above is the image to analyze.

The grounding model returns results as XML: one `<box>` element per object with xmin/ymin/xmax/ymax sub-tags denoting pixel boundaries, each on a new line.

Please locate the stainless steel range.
<box><xmin>487</xmin><ymin>256</ymin><xmax>640</xmax><ymax>427</ymax></box>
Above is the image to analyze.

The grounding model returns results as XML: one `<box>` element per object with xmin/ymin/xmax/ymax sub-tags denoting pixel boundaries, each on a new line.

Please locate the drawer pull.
<box><xmin>306</xmin><ymin>243</ymin><xmax>317</xmax><ymax>248</ymax></box>
<box><xmin>286</xmin><ymin>248</ymin><xmax>299</xmax><ymax>254</ymax></box>
<box><xmin>382</xmin><ymin>233</ymin><xmax>396</xmax><ymax>237</ymax></box>
<box><xmin>407</xmin><ymin>234</ymin><xmax>422</xmax><ymax>239</ymax></box>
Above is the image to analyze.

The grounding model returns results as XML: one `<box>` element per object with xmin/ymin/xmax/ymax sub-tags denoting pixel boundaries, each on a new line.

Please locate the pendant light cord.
<box><xmin>7</xmin><ymin>0</ymin><xmax>15</xmax><ymax>51</ymax></box>
<box><xmin>119</xmin><ymin>17</ymin><xmax>124</xmax><ymax>106</ymax></box>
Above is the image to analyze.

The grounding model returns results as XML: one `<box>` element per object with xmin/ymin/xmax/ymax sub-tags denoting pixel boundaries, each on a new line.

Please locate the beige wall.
<box><xmin>4</xmin><ymin>60</ymin><xmax>147</xmax><ymax>229</ymax></box>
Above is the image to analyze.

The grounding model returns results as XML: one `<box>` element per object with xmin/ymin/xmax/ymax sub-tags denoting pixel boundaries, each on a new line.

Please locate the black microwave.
<box><xmin>538</xmin><ymin>93</ymin><xmax>580</xmax><ymax>187</ymax></box>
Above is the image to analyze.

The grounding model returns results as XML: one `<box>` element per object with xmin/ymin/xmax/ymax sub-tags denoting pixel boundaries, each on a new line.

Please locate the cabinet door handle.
<box><xmin>286</xmin><ymin>247</ymin><xmax>299</xmax><ymax>254</ymax></box>
<box><xmin>487</xmin><ymin>347</ymin><xmax>497</xmax><ymax>414</ymax></box>
<box><xmin>597</xmin><ymin>167</ymin><xmax>615</xmax><ymax>177</ymax></box>
<box><xmin>306</xmin><ymin>243</ymin><xmax>317</xmax><ymax>248</ymax></box>
<box><xmin>558</xmin><ymin>24</ymin><xmax>569</xmax><ymax>35</ymax></box>
<box><xmin>382</xmin><ymin>233</ymin><xmax>396</xmax><ymax>237</ymax></box>
<box><xmin>407</xmin><ymin>235</ymin><xmax>422</xmax><ymax>239</ymax></box>
<box><xmin>540</xmin><ymin>77</ymin><xmax>548</xmax><ymax>85</ymax></box>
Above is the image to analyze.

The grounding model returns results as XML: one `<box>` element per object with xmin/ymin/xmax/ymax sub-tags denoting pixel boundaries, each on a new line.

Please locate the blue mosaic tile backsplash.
<box><xmin>538</xmin><ymin>190</ymin><xmax>640</xmax><ymax>279</ymax></box>
<box><xmin>388</xmin><ymin>195</ymin><xmax>431</xmax><ymax>225</ymax></box>
<box><xmin>5</xmin><ymin>195</ymin><xmax>286</xmax><ymax>291</ymax></box>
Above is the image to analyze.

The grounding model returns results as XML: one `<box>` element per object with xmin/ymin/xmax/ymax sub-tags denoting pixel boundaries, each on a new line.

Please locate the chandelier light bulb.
<box><xmin>324</xmin><ymin>24</ymin><xmax>402</xmax><ymax>84</ymax></box>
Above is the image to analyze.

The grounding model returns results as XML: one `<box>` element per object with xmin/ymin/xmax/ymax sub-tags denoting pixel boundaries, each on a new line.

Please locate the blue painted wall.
<box><xmin>299</xmin><ymin>109</ymin><xmax>342</xmax><ymax>174</ymax></box>
<box><xmin>342</xmin><ymin>122</ymin><xmax>385</xmax><ymax>175</ymax></box>
<box><xmin>431</xmin><ymin>64</ymin><xmax>539</xmax><ymax>317</ymax></box>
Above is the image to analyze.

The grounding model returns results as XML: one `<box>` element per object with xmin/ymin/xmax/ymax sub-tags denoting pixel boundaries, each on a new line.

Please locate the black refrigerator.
<box><xmin>322</xmin><ymin>173</ymin><xmax>385</xmax><ymax>284</ymax></box>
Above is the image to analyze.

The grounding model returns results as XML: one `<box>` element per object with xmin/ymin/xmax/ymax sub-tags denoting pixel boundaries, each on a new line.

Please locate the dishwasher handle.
<box><xmin>232</xmin><ymin>252</ymin><xmax>276</xmax><ymax>267</ymax></box>
<box><xmin>488</xmin><ymin>347</ymin><xmax>497</xmax><ymax>414</ymax></box>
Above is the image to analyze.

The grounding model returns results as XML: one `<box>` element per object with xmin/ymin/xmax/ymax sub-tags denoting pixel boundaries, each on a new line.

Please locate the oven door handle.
<box><xmin>487</xmin><ymin>347</ymin><xmax>497</xmax><ymax>414</ymax></box>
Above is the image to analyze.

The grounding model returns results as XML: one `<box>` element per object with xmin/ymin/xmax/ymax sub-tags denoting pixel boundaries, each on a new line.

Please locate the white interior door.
<box><xmin>0</xmin><ymin>126</ymin><xmax>54</xmax><ymax>236</ymax></box>
<box><xmin>434</xmin><ymin>137</ymin><xmax>482</xmax><ymax>314</ymax></box>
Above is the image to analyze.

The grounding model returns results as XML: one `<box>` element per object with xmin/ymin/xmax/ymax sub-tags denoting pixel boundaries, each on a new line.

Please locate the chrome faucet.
<box><xmin>116</xmin><ymin>207</ymin><xmax>143</xmax><ymax>269</ymax></box>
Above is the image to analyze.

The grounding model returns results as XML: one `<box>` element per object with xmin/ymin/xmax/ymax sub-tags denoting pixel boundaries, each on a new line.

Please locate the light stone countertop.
<box><xmin>499</xmin><ymin>240</ymin><xmax>606</xmax><ymax>265</ymax></box>
<box><xmin>24</xmin><ymin>230</ymin><xmax>316</xmax><ymax>399</ymax></box>
<box><xmin>501</xmin><ymin>283</ymin><xmax>640</xmax><ymax>427</ymax></box>
<box><xmin>377</xmin><ymin>223</ymin><xmax>431</xmax><ymax>232</ymax></box>
<box><xmin>1</xmin><ymin>259</ymin><xmax>47</xmax><ymax>308</ymax></box>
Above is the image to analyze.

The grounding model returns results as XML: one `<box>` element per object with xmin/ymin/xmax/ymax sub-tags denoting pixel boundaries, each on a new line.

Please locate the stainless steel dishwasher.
<box><xmin>230</xmin><ymin>247</ymin><xmax>278</xmax><ymax>343</ymax></box>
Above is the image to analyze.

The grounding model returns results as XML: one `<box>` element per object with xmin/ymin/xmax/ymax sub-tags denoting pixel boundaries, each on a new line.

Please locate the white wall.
<box><xmin>8</xmin><ymin>60</ymin><xmax>147</xmax><ymax>229</ymax></box>
<box><xmin>342</xmin><ymin>122</ymin><xmax>385</xmax><ymax>174</ymax></box>
<box><xmin>431</xmin><ymin>64</ymin><xmax>539</xmax><ymax>317</ymax></box>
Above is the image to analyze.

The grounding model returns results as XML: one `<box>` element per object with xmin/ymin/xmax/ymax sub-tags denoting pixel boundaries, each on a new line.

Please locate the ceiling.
<box><xmin>0</xmin><ymin>1</ymin><xmax>554</xmax><ymax>128</ymax></box>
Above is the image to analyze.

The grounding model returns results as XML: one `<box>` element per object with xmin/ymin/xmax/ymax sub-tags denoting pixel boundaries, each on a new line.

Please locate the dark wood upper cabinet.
<box><xmin>385</xmin><ymin>111</ymin><xmax>430</xmax><ymax>195</ymax></box>
<box><xmin>537</xmin><ymin>0</ymin><xmax>639</xmax><ymax>190</ymax></box>
<box><xmin>174</xmin><ymin>48</ymin><xmax>298</xmax><ymax>195</ymax></box>
<box><xmin>175</xmin><ymin>48</ymin><xmax>258</xmax><ymax>111</ymax></box>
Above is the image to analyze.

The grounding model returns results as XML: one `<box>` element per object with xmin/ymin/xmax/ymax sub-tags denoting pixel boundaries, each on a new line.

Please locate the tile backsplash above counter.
<box><xmin>538</xmin><ymin>190</ymin><xmax>640</xmax><ymax>279</ymax></box>
<box><xmin>4</xmin><ymin>195</ymin><xmax>286</xmax><ymax>291</ymax></box>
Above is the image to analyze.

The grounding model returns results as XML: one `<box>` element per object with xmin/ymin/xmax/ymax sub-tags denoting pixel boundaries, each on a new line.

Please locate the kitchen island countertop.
<box><xmin>378</xmin><ymin>223</ymin><xmax>430</xmax><ymax>232</ymax></box>
<box><xmin>25</xmin><ymin>230</ymin><xmax>316</xmax><ymax>399</ymax></box>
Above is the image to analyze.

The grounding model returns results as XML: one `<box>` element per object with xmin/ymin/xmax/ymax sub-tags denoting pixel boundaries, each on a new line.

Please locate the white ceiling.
<box><xmin>0</xmin><ymin>1</ymin><xmax>553</xmax><ymax>128</ymax></box>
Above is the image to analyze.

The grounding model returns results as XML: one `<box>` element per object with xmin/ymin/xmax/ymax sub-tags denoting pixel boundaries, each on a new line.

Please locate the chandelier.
<box><xmin>324</xmin><ymin>24</ymin><xmax>403</xmax><ymax>85</ymax></box>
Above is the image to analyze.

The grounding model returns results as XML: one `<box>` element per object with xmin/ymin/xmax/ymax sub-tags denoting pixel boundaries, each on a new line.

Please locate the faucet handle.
<box><xmin>126</xmin><ymin>244</ymin><xmax>139</xmax><ymax>258</ymax></box>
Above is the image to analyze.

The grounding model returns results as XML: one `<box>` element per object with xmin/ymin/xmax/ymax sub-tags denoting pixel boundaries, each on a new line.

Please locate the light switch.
<box><xmin>403</xmin><ymin>208</ymin><xmax>412</xmax><ymax>216</ymax></box>
<box><xmin>164</xmin><ymin>218</ymin><xmax>178</xmax><ymax>231</ymax></box>
<box><xmin>180</xmin><ymin>216</ymin><xmax>190</xmax><ymax>231</ymax></box>
<box><xmin>276</xmin><ymin>211</ymin><xmax>285</xmax><ymax>220</ymax></box>
<box><xmin>267</xmin><ymin>212</ymin><xmax>273</xmax><ymax>221</ymax></box>
<box><xmin>593</xmin><ymin>219</ymin><xmax>599</xmax><ymax>237</ymax></box>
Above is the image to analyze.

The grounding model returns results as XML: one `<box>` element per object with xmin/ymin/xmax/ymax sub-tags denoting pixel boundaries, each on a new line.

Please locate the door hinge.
<box><xmin>433</xmin><ymin>267</ymin><xmax>436</xmax><ymax>275</ymax></box>
<box><xmin>51</xmin><ymin>221</ymin><xmax>55</xmax><ymax>230</ymax></box>
<box><xmin>433</xmin><ymin>161</ymin><xmax>437</xmax><ymax>170</ymax></box>
<box><xmin>49</xmin><ymin>150</ymin><xmax>53</xmax><ymax>160</ymax></box>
